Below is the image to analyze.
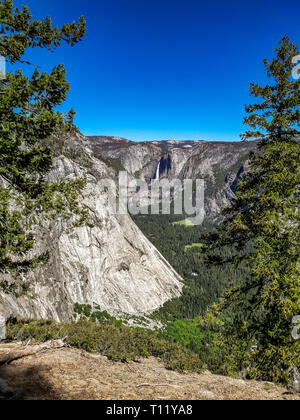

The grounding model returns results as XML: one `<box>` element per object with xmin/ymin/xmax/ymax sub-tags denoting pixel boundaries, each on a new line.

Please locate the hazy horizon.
<box><xmin>85</xmin><ymin>132</ymin><xmax>260</xmax><ymax>143</ymax></box>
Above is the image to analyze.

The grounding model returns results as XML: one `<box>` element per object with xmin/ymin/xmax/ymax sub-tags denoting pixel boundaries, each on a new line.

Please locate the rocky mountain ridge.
<box><xmin>88</xmin><ymin>136</ymin><xmax>258</xmax><ymax>219</ymax></box>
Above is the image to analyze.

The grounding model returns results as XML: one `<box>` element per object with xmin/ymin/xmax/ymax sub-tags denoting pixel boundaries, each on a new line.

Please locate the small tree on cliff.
<box><xmin>205</xmin><ymin>36</ymin><xmax>300</xmax><ymax>385</ymax></box>
<box><xmin>0</xmin><ymin>0</ymin><xmax>87</xmax><ymax>273</ymax></box>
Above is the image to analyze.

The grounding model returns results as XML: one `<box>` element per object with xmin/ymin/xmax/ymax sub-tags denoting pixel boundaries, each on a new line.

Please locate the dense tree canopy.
<box><xmin>205</xmin><ymin>36</ymin><xmax>300</xmax><ymax>386</ymax></box>
<box><xmin>0</xmin><ymin>0</ymin><xmax>87</xmax><ymax>273</ymax></box>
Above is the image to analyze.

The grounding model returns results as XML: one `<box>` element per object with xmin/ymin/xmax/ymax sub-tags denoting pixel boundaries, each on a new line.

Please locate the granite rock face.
<box><xmin>0</xmin><ymin>132</ymin><xmax>183</xmax><ymax>322</ymax></box>
<box><xmin>88</xmin><ymin>137</ymin><xmax>258</xmax><ymax>219</ymax></box>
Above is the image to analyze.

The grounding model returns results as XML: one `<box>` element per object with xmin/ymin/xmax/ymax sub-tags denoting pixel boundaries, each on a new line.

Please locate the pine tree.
<box><xmin>205</xmin><ymin>36</ymin><xmax>300</xmax><ymax>386</ymax></box>
<box><xmin>0</xmin><ymin>0</ymin><xmax>87</xmax><ymax>272</ymax></box>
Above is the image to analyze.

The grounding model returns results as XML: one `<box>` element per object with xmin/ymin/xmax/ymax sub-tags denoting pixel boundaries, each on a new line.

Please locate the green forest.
<box><xmin>133</xmin><ymin>214</ymin><xmax>250</xmax><ymax>320</ymax></box>
<box><xmin>131</xmin><ymin>214</ymin><xmax>247</xmax><ymax>373</ymax></box>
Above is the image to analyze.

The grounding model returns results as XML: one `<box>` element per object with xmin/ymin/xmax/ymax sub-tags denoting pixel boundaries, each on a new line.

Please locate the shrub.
<box><xmin>6</xmin><ymin>319</ymin><xmax>204</xmax><ymax>374</ymax></box>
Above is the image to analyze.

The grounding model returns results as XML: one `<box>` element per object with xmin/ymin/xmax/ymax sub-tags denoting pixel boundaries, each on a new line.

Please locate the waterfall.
<box><xmin>152</xmin><ymin>156</ymin><xmax>171</xmax><ymax>183</ymax></box>
<box><xmin>155</xmin><ymin>161</ymin><xmax>160</xmax><ymax>180</ymax></box>
<box><xmin>151</xmin><ymin>161</ymin><xmax>161</xmax><ymax>183</ymax></box>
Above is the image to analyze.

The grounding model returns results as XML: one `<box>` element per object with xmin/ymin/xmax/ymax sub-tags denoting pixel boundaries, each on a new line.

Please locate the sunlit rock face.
<box><xmin>0</xmin><ymin>132</ymin><xmax>183</xmax><ymax>322</ymax></box>
<box><xmin>88</xmin><ymin>136</ymin><xmax>258</xmax><ymax>219</ymax></box>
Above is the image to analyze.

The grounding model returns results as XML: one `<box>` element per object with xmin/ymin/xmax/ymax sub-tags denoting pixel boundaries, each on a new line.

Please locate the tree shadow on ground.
<box><xmin>0</xmin><ymin>364</ymin><xmax>61</xmax><ymax>400</ymax></box>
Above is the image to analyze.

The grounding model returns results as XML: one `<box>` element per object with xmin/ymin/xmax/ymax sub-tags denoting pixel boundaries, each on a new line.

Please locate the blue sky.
<box><xmin>11</xmin><ymin>0</ymin><xmax>300</xmax><ymax>141</ymax></box>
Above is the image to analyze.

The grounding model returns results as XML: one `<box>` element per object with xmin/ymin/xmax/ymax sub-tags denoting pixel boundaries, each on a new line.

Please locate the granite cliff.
<box><xmin>0</xmin><ymin>131</ymin><xmax>183</xmax><ymax>322</ymax></box>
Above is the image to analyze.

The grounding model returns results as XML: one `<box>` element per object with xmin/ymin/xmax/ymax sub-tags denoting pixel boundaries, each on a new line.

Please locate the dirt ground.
<box><xmin>0</xmin><ymin>342</ymin><xmax>299</xmax><ymax>400</ymax></box>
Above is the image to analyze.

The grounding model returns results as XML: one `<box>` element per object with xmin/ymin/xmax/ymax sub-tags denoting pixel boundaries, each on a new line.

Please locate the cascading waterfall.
<box><xmin>155</xmin><ymin>161</ymin><xmax>161</xmax><ymax>180</ymax></box>
<box><xmin>152</xmin><ymin>156</ymin><xmax>171</xmax><ymax>183</ymax></box>
<box><xmin>151</xmin><ymin>161</ymin><xmax>161</xmax><ymax>183</ymax></box>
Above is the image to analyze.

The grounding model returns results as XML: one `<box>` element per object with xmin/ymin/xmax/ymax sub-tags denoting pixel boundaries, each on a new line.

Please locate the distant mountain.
<box><xmin>88</xmin><ymin>136</ymin><xmax>258</xmax><ymax>219</ymax></box>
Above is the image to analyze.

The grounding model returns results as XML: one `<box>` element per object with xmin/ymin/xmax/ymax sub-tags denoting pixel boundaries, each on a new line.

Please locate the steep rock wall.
<box><xmin>0</xmin><ymin>132</ymin><xmax>183</xmax><ymax>322</ymax></box>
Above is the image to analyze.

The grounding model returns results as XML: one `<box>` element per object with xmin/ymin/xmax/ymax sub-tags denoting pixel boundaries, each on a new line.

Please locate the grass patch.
<box><xmin>6</xmin><ymin>319</ymin><xmax>205</xmax><ymax>374</ymax></box>
<box><xmin>184</xmin><ymin>243</ymin><xmax>205</xmax><ymax>252</ymax></box>
<box><xmin>172</xmin><ymin>219</ymin><xmax>194</xmax><ymax>227</ymax></box>
<box><xmin>157</xmin><ymin>317</ymin><xmax>225</xmax><ymax>373</ymax></box>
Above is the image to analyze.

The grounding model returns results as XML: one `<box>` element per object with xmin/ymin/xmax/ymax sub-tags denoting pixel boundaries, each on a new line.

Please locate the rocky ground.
<box><xmin>0</xmin><ymin>341</ymin><xmax>299</xmax><ymax>401</ymax></box>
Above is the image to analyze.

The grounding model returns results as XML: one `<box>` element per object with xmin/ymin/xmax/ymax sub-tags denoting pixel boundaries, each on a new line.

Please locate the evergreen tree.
<box><xmin>0</xmin><ymin>0</ymin><xmax>87</xmax><ymax>272</ymax></box>
<box><xmin>205</xmin><ymin>36</ymin><xmax>300</xmax><ymax>385</ymax></box>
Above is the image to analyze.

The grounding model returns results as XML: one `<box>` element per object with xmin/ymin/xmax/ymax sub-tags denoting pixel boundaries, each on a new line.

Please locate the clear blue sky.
<box><xmin>12</xmin><ymin>0</ymin><xmax>300</xmax><ymax>141</ymax></box>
